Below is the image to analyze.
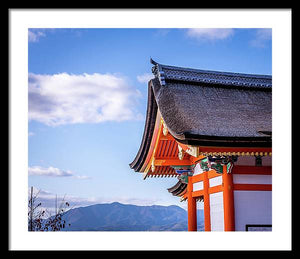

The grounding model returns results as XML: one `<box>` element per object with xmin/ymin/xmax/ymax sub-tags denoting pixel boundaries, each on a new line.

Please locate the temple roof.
<box><xmin>150</xmin><ymin>59</ymin><xmax>272</xmax><ymax>146</ymax></box>
<box><xmin>167</xmin><ymin>179</ymin><xmax>187</xmax><ymax>197</ymax></box>
<box><xmin>130</xmin><ymin>60</ymin><xmax>272</xmax><ymax>172</ymax></box>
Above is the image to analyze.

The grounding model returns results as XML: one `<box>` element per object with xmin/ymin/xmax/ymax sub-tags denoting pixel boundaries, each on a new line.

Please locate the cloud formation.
<box><xmin>250</xmin><ymin>28</ymin><xmax>272</xmax><ymax>48</ymax></box>
<box><xmin>28</xmin><ymin>166</ymin><xmax>90</xmax><ymax>179</ymax></box>
<box><xmin>137</xmin><ymin>73</ymin><xmax>154</xmax><ymax>83</ymax></box>
<box><xmin>28</xmin><ymin>29</ymin><xmax>46</xmax><ymax>42</ymax></box>
<box><xmin>185</xmin><ymin>28</ymin><xmax>234</xmax><ymax>41</ymax></box>
<box><xmin>28</xmin><ymin>72</ymin><xmax>142</xmax><ymax>126</ymax></box>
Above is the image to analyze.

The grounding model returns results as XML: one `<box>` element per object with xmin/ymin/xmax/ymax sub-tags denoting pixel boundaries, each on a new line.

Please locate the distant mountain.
<box><xmin>60</xmin><ymin>202</ymin><xmax>204</xmax><ymax>231</ymax></box>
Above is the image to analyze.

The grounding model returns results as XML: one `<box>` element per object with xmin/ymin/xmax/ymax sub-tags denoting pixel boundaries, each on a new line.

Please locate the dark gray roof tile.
<box><xmin>150</xmin><ymin>60</ymin><xmax>272</xmax><ymax>146</ymax></box>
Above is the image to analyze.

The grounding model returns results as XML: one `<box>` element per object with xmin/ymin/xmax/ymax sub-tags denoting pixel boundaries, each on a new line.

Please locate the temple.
<box><xmin>130</xmin><ymin>59</ymin><xmax>272</xmax><ymax>231</ymax></box>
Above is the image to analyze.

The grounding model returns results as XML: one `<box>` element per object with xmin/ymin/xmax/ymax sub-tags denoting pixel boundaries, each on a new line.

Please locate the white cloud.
<box><xmin>28</xmin><ymin>166</ymin><xmax>90</xmax><ymax>179</ymax></box>
<box><xmin>250</xmin><ymin>28</ymin><xmax>272</xmax><ymax>48</ymax></box>
<box><xmin>28</xmin><ymin>72</ymin><xmax>142</xmax><ymax>126</ymax></box>
<box><xmin>185</xmin><ymin>28</ymin><xmax>234</xmax><ymax>41</ymax></box>
<box><xmin>28</xmin><ymin>29</ymin><xmax>46</xmax><ymax>42</ymax></box>
<box><xmin>136</xmin><ymin>73</ymin><xmax>154</xmax><ymax>83</ymax></box>
<box><xmin>28</xmin><ymin>186</ymin><xmax>163</xmax><ymax>217</ymax></box>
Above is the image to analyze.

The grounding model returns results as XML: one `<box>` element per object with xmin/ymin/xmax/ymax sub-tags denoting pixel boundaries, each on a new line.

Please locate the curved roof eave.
<box><xmin>129</xmin><ymin>80</ymin><xmax>158</xmax><ymax>172</ymax></box>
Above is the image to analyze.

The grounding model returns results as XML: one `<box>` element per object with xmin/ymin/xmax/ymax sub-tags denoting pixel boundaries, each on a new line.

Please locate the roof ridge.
<box><xmin>150</xmin><ymin>59</ymin><xmax>272</xmax><ymax>89</ymax></box>
<box><xmin>162</xmin><ymin>64</ymin><xmax>272</xmax><ymax>79</ymax></box>
<box><xmin>151</xmin><ymin>59</ymin><xmax>271</xmax><ymax>79</ymax></box>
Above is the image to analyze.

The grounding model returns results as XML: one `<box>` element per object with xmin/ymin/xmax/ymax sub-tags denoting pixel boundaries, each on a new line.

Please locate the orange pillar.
<box><xmin>222</xmin><ymin>165</ymin><xmax>235</xmax><ymax>231</ymax></box>
<box><xmin>187</xmin><ymin>177</ymin><xmax>197</xmax><ymax>231</ymax></box>
<box><xmin>203</xmin><ymin>171</ymin><xmax>211</xmax><ymax>231</ymax></box>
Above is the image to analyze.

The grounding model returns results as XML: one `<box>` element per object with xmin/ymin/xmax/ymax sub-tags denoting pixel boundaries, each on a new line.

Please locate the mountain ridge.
<box><xmin>60</xmin><ymin>202</ymin><xmax>204</xmax><ymax>231</ymax></box>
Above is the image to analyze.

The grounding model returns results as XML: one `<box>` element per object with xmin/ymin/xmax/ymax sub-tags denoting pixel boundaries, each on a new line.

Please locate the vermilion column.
<box><xmin>187</xmin><ymin>177</ymin><xmax>197</xmax><ymax>231</ymax></box>
<box><xmin>203</xmin><ymin>171</ymin><xmax>211</xmax><ymax>231</ymax></box>
<box><xmin>222</xmin><ymin>165</ymin><xmax>235</xmax><ymax>231</ymax></box>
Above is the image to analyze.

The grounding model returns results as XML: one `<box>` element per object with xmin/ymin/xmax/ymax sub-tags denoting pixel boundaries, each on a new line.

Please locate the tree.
<box><xmin>28</xmin><ymin>186</ymin><xmax>71</xmax><ymax>231</ymax></box>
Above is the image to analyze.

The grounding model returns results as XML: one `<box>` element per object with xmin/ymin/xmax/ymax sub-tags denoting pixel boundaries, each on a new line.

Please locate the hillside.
<box><xmin>61</xmin><ymin>202</ymin><xmax>204</xmax><ymax>231</ymax></box>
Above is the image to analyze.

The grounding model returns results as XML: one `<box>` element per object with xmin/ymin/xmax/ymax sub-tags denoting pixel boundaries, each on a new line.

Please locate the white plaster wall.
<box><xmin>209</xmin><ymin>175</ymin><xmax>222</xmax><ymax>187</ymax></box>
<box><xmin>234</xmin><ymin>191</ymin><xmax>272</xmax><ymax>231</ymax></box>
<box><xmin>210</xmin><ymin>192</ymin><xmax>224</xmax><ymax>231</ymax></box>
<box><xmin>233</xmin><ymin>174</ymin><xmax>272</xmax><ymax>184</ymax></box>
<box><xmin>193</xmin><ymin>181</ymin><xmax>203</xmax><ymax>191</ymax></box>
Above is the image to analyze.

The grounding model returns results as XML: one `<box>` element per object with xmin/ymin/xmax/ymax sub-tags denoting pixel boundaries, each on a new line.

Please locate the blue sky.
<box><xmin>28</xmin><ymin>28</ymin><xmax>272</xmax><ymax>212</ymax></box>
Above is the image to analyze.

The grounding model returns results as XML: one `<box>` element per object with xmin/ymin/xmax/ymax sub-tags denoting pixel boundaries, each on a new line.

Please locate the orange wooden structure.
<box><xmin>130</xmin><ymin>60</ymin><xmax>272</xmax><ymax>231</ymax></box>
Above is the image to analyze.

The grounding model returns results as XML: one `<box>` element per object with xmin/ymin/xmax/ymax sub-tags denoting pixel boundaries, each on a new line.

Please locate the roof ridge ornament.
<box><xmin>150</xmin><ymin>58</ymin><xmax>166</xmax><ymax>86</ymax></box>
<box><xmin>150</xmin><ymin>57</ymin><xmax>158</xmax><ymax>65</ymax></box>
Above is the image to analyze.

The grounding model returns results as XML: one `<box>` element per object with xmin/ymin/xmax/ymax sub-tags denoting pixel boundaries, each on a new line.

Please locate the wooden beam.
<box><xmin>233</xmin><ymin>184</ymin><xmax>272</xmax><ymax>191</ymax></box>
<box><xmin>208</xmin><ymin>185</ymin><xmax>223</xmax><ymax>194</ymax></box>
<box><xmin>154</xmin><ymin>159</ymin><xmax>191</xmax><ymax>166</ymax></box>
<box><xmin>192</xmin><ymin>190</ymin><xmax>204</xmax><ymax>197</ymax></box>
<box><xmin>189</xmin><ymin>155</ymin><xmax>206</xmax><ymax>164</ymax></box>
<box><xmin>208</xmin><ymin>170</ymin><xmax>221</xmax><ymax>179</ymax></box>
<box><xmin>187</xmin><ymin>178</ymin><xmax>197</xmax><ymax>231</ymax></box>
<box><xmin>232</xmin><ymin>166</ymin><xmax>272</xmax><ymax>175</ymax></box>
<box><xmin>191</xmin><ymin>174</ymin><xmax>203</xmax><ymax>183</ymax></box>
<box><xmin>222</xmin><ymin>165</ymin><xmax>235</xmax><ymax>231</ymax></box>
<box><xmin>203</xmin><ymin>171</ymin><xmax>211</xmax><ymax>231</ymax></box>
